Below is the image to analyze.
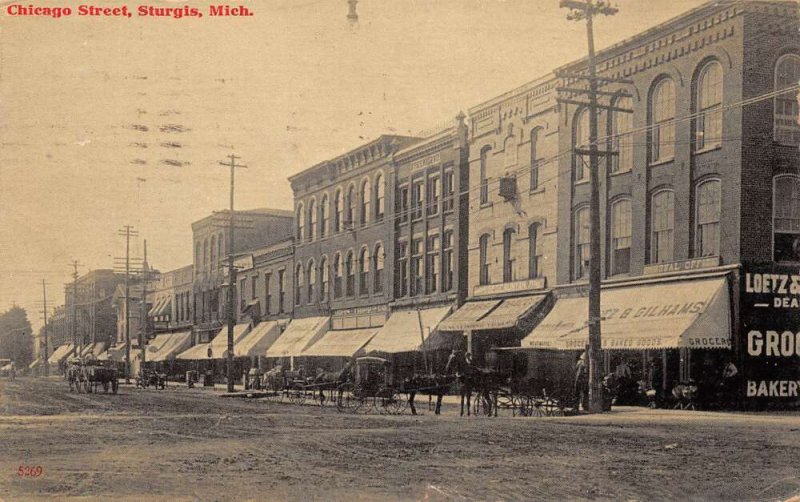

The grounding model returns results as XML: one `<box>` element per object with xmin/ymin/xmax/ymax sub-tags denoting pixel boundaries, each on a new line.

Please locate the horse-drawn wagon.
<box><xmin>67</xmin><ymin>358</ymin><xmax>119</xmax><ymax>394</ymax></box>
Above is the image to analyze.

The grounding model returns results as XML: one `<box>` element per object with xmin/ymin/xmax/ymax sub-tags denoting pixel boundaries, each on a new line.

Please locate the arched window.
<box><xmin>295</xmin><ymin>264</ymin><xmax>304</xmax><ymax>306</ymax></box>
<box><xmin>333</xmin><ymin>253</ymin><xmax>343</xmax><ymax>298</ymax></box>
<box><xmin>774</xmin><ymin>175</ymin><xmax>800</xmax><ymax>261</ymax></box>
<box><xmin>374</xmin><ymin>244</ymin><xmax>384</xmax><ymax>293</ymax></box>
<box><xmin>695</xmin><ymin>179</ymin><xmax>721</xmax><ymax>257</ymax></box>
<box><xmin>210</xmin><ymin>235</ymin><xmax>216</xmax><ymax>271</ymax></box>
<box><xmin>611</xmin><ymin>97</ymin><xmax>633</xmax><ymax>173</ymax></box>
<box><xmin>502</xmin><ymin>228</ymin><xmax>515</xmax><ymax>283</ymax></box>
<box><xmin>308</xmin><ymin>199</ymin><xmax>317</xmax><ymax>242</ymax></box>
<box><xmin>195</xmin><ymin>242</ymin><xmax>201</xmax><ymax>270</ymax></box>
<box><xmin>345</xmin><ymin>251</ymin><xmax>355</xmax><ymax>297</ymax></box>
<box><xmin>203</xmin><ymin>239</ymin><xmax>209</xmax><ymax>272</ymax></box>
<box><xmin>360</xmin><ymin>178</ymin><xmax>371</xmax><ymax>226</ymax></box>
<box><xmin>574</xmin><ymin>109</ymin><xmax>589</xmax><ymax>182</ymax></box>
<box><xmin>296</xmin><ymin>203</ymin><xmax>305</xmax><ymax>242</ymax></box>
<box><xmin>320</xmin><ymin>257</ymin><xmax>329</xmax><ymax>302</ymax></box>
<box><xmin>610</xmin><ymin>199</ymin><xmax>632</xmax><ymax>275</ymax></box>
<box><xmin>307</xmin><ymin>260</ymin><xmax>316</xmax><ymax>304</ymax></box>
<box><xmin>359</xmin><ymin>247</ymin><xmax>370</xmax><ymax>296</ymax></box>
<box><xmin>346</xmin><ymin>184</ymin><xmax>356</xmax><ymax>228</ymax></box>
<box><xmin>320</xmin><ymin>194</ymin><xmax>329</xmax><ymax>238</ymax></box>
<box><xmin>479</xmin><ymin>146</ymin><xmax>491</xmax><ymax>204</ymax></box>
<box><xmin>530</xmin><ymin>128</ymin><xmax>541</xmax><ymax>190</ymax></box>
<box><xmin>479</xmin><ymin>233</ymin><xmax>491</xmax><ymax>285</ymax></box>
<box><xmin>504</xmin><ymin>135</ymin><xmax>517</xmax><ymax>167</ymax></box>
<box><xmin>650</xmin><ymin>190</ymin><xmax>675</xmax><ymax>264</ymax></box>
<box><xmin>695</xmin><ymin>61</ymin><xmax>723</xmax><ymax>151</ymax></box>
<box><xmin>775</xmin><ymin>54</ymin><xmax>800</xmax><ymax>146</ymax></box>
<box><xmin>574</xmin><ymin>207</ymin><xmax>590</xmax><ymax>280</ymax></box>
<box><xmin>375</xmin><ymin>173</ymin><xmax>385</xmax><ymax>220</ymax></box>
<box><xmin>334</xmin><ymin>189</ymin><xmax>343</xmax><ymax>233</ymax></box>
<box><xmin>528</xmin><ymin>223</ymin><xmax>540</xmax><ymax>279</ymax></box>
<box><xmin>650</xmin><ymin>78</ymin><xmax>676</xmax><ymax>163</ymax></box>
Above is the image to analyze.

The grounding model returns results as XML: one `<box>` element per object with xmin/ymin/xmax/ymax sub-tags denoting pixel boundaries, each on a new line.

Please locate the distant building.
<box><xmin>65</xmin><ymin>269</ymin><xmax>125</xmax><ymax>350</ymax></box>
<box><xmin>192</xmin><ymin>208</ymin><xmax>293</xmax><ymax>343</ymax></box>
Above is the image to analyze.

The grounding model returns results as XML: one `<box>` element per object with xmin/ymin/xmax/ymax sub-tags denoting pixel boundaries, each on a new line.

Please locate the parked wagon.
<box><xmin>136</xmin><ymin>369</ymin><xmax>167</xmax><ymax>389</ymax></box>
<box><xmin>67</xmin><ymin>358</ymin><xmax>119</xmax><ymax>394</ymax></box>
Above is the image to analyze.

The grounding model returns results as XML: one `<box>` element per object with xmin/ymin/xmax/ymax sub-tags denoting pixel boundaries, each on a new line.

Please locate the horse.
<box><xmin>403</xmin><ymin>373</ymin><xmax>455</xmax><ymax>416</ymax></box>
<box><xmin>312</xmin><ymin>361</ymin><xmax>354</xmax><ymax>404</ymax></box>
<box><xmin>447</xmin><ymin>351</ymin><xmax>505</xmax><ymax>417</ymax></box>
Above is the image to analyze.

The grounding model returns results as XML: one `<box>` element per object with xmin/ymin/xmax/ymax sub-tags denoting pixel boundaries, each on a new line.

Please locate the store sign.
<box><xmin>473</xmin><ymin>277</ymin><xmax>546</xmax><ymax>297</ymax></box>
<box><xmin>741</xmin><ymin>264</ymin><xmax>800</xmax><ymax>407</ymax></box>
<box><xmin>642</xmin><ymin>256</ymin><xmax>719</xmax><ymax>275</ymax></box>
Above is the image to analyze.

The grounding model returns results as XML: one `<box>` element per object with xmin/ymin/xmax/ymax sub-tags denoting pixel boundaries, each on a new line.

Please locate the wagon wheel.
<box><xmin>111</xmin><ymin>379</ymin><xmax>119</xmax><ymax>394</ymax></box>
<box><xmin>380</xmin><ymin>393</ymin><xmax>406</xmax><ymax>415</ymax></box>
<box><xmin>542</xmin><ymin>397</ymin><xmax>562</xmax><ymax>417</ymax></box>
<box><xmin>103</xmin><ymin>381</ymin><xmax>110</xmax><ymax>393</ymax></box>
<box><xmin>288</xmin><ymin>386</ymin><xmax>306</xmax><ymax>406</ymax></box>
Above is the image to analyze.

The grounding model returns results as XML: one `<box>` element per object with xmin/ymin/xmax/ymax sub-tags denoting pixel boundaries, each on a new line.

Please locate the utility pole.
<box><xmin>117</xmin><ymin>225</ymin><xmax>138</xmax><ymax>383</ymax></box>
<box><xmin>219</xmin><ymin>153</ymin><xmax>246</xmax><ymax>393</ymax></box>
<box><xmin>559</xmin><ymin>0</ymin><xmax>625</xmax><ymax>413</ymax></box>
<box><xmin>69</xmin><ymin>261</ymin><xmax>80</xmax><ymax>359</ymax></box>
<box><xmin>41</xmin><ymin>279</ymin><xmax>49</xmax><ymax>377</ymax></box>
<box><xmin>139</xmin><ymin>239</ymin><xmax>149</xmax><ymax>370</ymax></box>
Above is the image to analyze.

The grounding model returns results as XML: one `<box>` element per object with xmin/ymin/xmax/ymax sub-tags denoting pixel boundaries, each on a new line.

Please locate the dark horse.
<box><xmin>449</xmin><ymin>351</ymin><xmax>505</xmax><ymax>416</ymax></box>
<box><xmin>312</xmin><ymin>360</ymin><xmax>354</xmax><ymax>404</ymax></box>
<box><xmin>403</xmin><ymin>373</ymin><xmax>455</xmax><ymax>416</ymax></box>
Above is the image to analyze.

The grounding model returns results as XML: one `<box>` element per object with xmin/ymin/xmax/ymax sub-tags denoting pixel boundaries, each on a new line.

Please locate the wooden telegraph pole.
<box><xmin>117</xmin><ymin>225</ymin><xmax>138</xmax><ymax>383</ymax></box>
<box><xmin>558</xmin><ymin>0</ymin><xmax>630</xmax><ymax>413</ymax></box>
<box><xmin>219</xmin><ymin>154</ymin><xmax>246</xmax><ymax>393</ymax></box>
<box><xmin>41</xmin><ymin>279</ymin><xmax>49</xmax><ymax>377</ymax></box>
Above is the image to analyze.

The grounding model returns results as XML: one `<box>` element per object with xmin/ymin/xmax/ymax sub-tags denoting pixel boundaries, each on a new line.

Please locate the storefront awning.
<box><xmin>48</xmin><ymin>344</ymin><xmax>75</xmax><ymax>364</ymax></box>
<box><xmin>521</xmin><ymin>277</ymin><xmax>731</xmax><ymax>350</ymax></box>
<box><xmin>155</xmin><ymin>298</ymin><xmax>172</xmax><ymax>317</ymax></box>
<box><xmin>206</xmin><ymin>323</ymin><xmax>251</xmax><ymax>358</ymax></box>
<box><xmin>366</xmin><ymin>307</ymin><xmax>452</xmax><ymax>354</ymax></box>
<box><xmin>148</xmin><ymin>297</ymin><xmax>166</xmax><ymax>317</ymax></box>
<box><xmin>149</xmin><ymin>331</ymin><xmax>193</xmax><ymax>362</ymax></box>
<box><xmin>265</xmin><ymin>316</ymin><xmax>329</xmax><ymax>358</ymax></box>
<box><xmin>438</xmin><ymin>295</ymin><xmax>547</xmax><ymax>332</ymax></box>
<box><xmin>437</xmin><ymin>300</ymin><xmax>501</xmax><ymax>331</ymax></box>
<box><xmin>235</xmin><ymin>321</ymin><xmax>280</xmax><ymax>357</ymax></box>
<box><xmin>177</xmin><ymin>342</ymin><xmax>211</xmax><ymax>361</ymax></box>
<box><xmin>301</xmin><ymin>328</ymin><xmax>378</xmax><ymax>357</ymax></box>
<box><xmin>28</xmin><ymin>359</ymin><xmax>41</xmax><ymax>370</ymax></box>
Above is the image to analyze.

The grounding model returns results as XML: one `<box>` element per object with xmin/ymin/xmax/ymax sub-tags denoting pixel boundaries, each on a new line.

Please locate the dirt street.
<box><xmin>1</xmin><ymin>377</ymin><xmax>800</xmax><ymax>501</ymax></box>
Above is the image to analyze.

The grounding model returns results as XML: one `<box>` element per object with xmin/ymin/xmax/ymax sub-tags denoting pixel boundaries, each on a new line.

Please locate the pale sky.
<box><xmin>0</xmin><ymin>0</ymin><xmax>708</xmax><ymax>329</ymax></box>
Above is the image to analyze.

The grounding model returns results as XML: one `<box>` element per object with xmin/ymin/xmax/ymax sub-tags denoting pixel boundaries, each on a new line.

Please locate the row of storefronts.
<box><xmin>43</xmin><ymin>2</ymin><xmax>800</xmax><ymax>411</ymax></box>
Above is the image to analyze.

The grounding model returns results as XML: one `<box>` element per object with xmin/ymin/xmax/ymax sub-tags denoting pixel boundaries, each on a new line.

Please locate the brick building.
<box><xmin>512</xmin><ymin>0</ymin><xmax>800</xmax><ymax>408</ymax></box>
<box><xmin>192</xmin><ymin>208</ymin><xmax>293</xmax><ymax>343</ymax></box>
<box><xmin>65</xmin><ymin>269</ymin><xmax>125</xmax><ymax>355</ymax></box>
<box><xmin>279</xmin><ymin>135</ymin><xmax>419</xmax><ymax>369</ymax></box>
<box><xmin>438</xmin><ymin>76</ymin><xmax>561</xmax><ymax>366</ymax></box>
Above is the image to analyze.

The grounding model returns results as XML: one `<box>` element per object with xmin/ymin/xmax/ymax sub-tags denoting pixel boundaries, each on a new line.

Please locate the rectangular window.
<box><xmin>278</xmin><ymin>270</ymin><xmax>285</xmax><ymax>314</ymax></box>
<box><xmin>397</xmin><ymin>241</ymin><xmax>409</xmax><ymax>297</ymax></box>
<box><xmin>574</xmin><ymin>209</ymin><xmax>590</xmax><ymax>280</ymax></box>
<box><xmin>397</xmin><ymin>184</ymin><xmax>409</xmax><ymax>224</ymax></box>
<box><xmin>696</xmin><ymin>181</ymin><xmax>721</xmax><ymax>258</ymax></box>
<box><xmin>442</xmin><ymin>170</ymin><xmax>455</xmax><ymax>212</ymax></box>
<box><xmin>426</xmin><ymin>235</ymin><xmax>440</xmax><ymax>294</ymax></box>
<box><xmin>428</xmin><ymin>176</ymin><xmax>440</xmax><ymax>216</ymax></box>
<box><xmin>611</xmin><ymin>201</ymin><xmax>632</xmax><ymax>275</ymax></box>
<box><xmin>443</xmin><ymin>231</ymin><xmax>454</xmax><ymax>292</ymax></box>
<box><xmin>411</xmin><ymin>179</ymin><xmax>424</xmax><ymax>220</ymax></box>
<box><xmin>251</xmin><ymin>275</ymin><xmax>258</xmax><ymax>302</ymax></box>
<box><xmin>651</xmin><ymin>191</ymin><xmax>674</xmax><ymax>264</ymax></box>
<box><xmin>411</xmin><ymin>238</ymin><xmax>423</xmax><ymax>296</ymax></box>
<box><xmin>479</xmin><ymin>235</ymin><xmax>490</xmax><ymax>286</ymax></box>
<box><xmin>611</xmin><ymin>99</ymin><xmax>633</xmax><ymax>174</ymax></box>
<box><xmin>264</xmin><ymin>273</ymin><xmax>272</xmax><ymax>315</ymax></box>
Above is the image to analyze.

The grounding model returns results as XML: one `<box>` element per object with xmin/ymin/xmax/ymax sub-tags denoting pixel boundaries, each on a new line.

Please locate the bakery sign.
<box><xmin>740</xmin><ymin>264</ymin><xmax>800</xmax><ymax>406</ymax></box>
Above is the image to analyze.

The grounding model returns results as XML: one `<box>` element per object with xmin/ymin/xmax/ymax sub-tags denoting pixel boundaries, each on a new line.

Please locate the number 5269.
<box><xmin>18</xmin><ymin>465</ymin><xmax>43</xmax><ymax>477</ymax></box>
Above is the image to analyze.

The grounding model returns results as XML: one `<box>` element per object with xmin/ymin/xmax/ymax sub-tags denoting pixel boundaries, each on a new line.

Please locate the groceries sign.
<box><xmin>741</xmin><ymin>264</ymin><xmax>800</xmax><ymax>407</ymax></box>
